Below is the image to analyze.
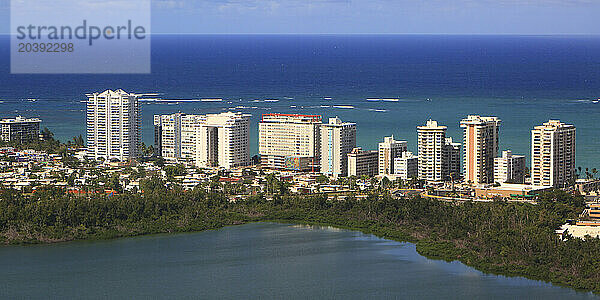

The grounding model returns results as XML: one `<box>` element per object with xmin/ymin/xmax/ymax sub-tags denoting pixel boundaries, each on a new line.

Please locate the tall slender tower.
<box><xmin>531</xmin><ymin>120</ymin><xmax>576</xmax><ymax>187</ymax></box>
<box><xmin>320</xmin><ymin>117</ymin><xmax>357</xmax><ymax>178</ymax></box>
<box><xmin>460</xmin><ymin>115</ymin><xmax>501</xmax><ymax>185</ymax></box>
<box><xmin>87</xmin><ymin>89</ymin><xmax>140</xmax><ymax>161</ymax></box>
<box><xmin>417</xmin><ymin>120</ymin><xmax>447</xmax><ymax>181</ymax></box>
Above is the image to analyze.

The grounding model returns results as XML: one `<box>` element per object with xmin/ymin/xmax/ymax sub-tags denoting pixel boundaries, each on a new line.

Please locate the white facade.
<box><xmin>154</xmin><ymin>112</ymin><xmax>250</xmax><ymax>169</ymax></box>
<box><xmin>153</xmin><ymin>113</ymin><xmax>182</xmax><ymax>160</ymax></box>
<box><xmin>531</xmin><ymin>120</ymin><xmax>576</xmax><ymax>187</ymax></box>
<box><xmin>204</xmin><ymin>112</ymin><xmax>251</xmax><ymax>170</ymax></box>
<box><xmin>87</xmin><ymin>89</ymin><xmax>140</xmax><ymax>161</ymax></box>
<box><xmin>460</xmin><ymin>115</ymin><xmax>501</xmax><ymax>185</ymax></box>
<box><xmin>320</xmin><ymin>117</ymin><xmax>357</xmax><ymax>178</ymax></box>
<box><xmin>258</xmin><ymin>113</ymin><xmax>321</xmax><ymax>170</ymax></box>
<box><xmin>378</xmin><ymin>136</ymin><xmax>407</xmax><ymax>176</ymax></box>
<box><xmin>394</xmin><ymin>151</ymin><xmax>419</xmax><ymax>180</ymax></box>
<box><xmin>494</xmin><ymin>150</ymin><xmax>526</xmax><ymax>184</ymax></box>
<box><xmin>347</xmin><ymin>147</ymin><xmax>378</xmax><ymax>177</ymax></box>
<box><xmin>417</xmin><ymin>120</ymin><xmax>447</xmax><ymax>181</ymax></box>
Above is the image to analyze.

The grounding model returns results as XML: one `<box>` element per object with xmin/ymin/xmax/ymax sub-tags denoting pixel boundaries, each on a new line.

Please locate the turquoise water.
<box><xmin>1</xmin><ymin>35</ymin><xmax>600</xmax><ymax>168</ymax></box>
<box><xmin>0</xmin><ymin>223</ymin><xmax>597</xmax><ymax>299</ymax></box>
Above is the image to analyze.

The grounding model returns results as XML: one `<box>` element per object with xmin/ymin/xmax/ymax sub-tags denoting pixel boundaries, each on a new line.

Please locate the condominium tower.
<box><xmin>154</xmin><ymin>112</ymin><xmax>250</xmax><ymax>169</ymax></box>
<box><xmin>494</xmin><ymin>150</ymin><xmax>526</xmax><ymax>184</ymax></box>
<box><xmin>153</xmin><ymin>113</ymin><xmax>182</xmax><ymax>160</ymax></box>
<box><xmin>445</xmin><ymin>137</ymin><xmax>462</xmax><ymax>180</ymax></box>
<box><xmin>258</xmin><ymin>113</ymin><xmax>321</xmax><ymax>171</ymax></box>
<box><xmin>0</xmin><ymin>116</ymin><xmax>41</xmax><ymax>143</ymax></box>
<box><xmin>417</xmin><ymin>120</ymin><xmax>461</xmax><ymax>181</ymax></box>
<box><xmin>320</xmin><ymin>117</ymin><xmax>357</xmax><ymax>178</ymax></box>
<box><xmin>378</xmin><ymin>135</ymin><xmax>407</xmax><ymax>176</ymax></box>
<box><xmin>347</xmin><ymin>147</ymin><xmax>379</xmax><ymax>177</ymax></box>
<box><xmin>394</xmin><ymin>151</ymin><xmax>419</xmax><ymax>180</ymax></box>
<box><xmin>531</xmin><ymin>120</ymin><xmax>576</xmax><ymax>187</ymax></box>
<box><xmin>417</xmin><ymin>120</ymin><xmax>447</xmax><ymax>181</ymax></box>
<box><xmin>86</xmin><ymin>89</ymin><xmax>140</xmax><ymax>161</ymax></box>
<box><xmin>460</xmin><ymin>115</ymin><xmax>501</xmax><ymax>185</ymax></box>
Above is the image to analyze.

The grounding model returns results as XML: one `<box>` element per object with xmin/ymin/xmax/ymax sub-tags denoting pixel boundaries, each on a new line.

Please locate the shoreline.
<box><xmin>3</xmin><ymin>218</ymin><xmax>599</xmax><ymax>296</ymax></box>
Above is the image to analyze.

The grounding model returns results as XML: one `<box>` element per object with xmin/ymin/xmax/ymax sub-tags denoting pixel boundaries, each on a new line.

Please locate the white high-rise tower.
<box><xmin>87</xmin><ymin>89</ymin><xmax>140</xmax><ymax>161</ymax></box>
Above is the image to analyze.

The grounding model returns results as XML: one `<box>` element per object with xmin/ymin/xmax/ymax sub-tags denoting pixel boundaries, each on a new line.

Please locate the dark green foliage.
<box><xmin>0</xmin><ymin>187</ymin><xmax>598</xmax><ymax>293</ymax></box>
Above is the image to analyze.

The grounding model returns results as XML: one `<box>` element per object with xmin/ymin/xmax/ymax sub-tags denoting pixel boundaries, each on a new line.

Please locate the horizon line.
<box><xmin>1</xmin><ymin>33</ymin><xmax>600</xmax><ymax>37</ymax></box>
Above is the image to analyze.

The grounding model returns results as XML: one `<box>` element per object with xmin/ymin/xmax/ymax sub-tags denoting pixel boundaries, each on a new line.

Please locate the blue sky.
<box><xmin>1</xmin><ymin>0</ymin><xmax>599</xmax><ymax>34</ymax></box>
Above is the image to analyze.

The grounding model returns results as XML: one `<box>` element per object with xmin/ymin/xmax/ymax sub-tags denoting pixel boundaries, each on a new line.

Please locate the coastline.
<box><xmin>3</xmin><ymin>215</ymin><xmax>599</xmax><ymax>295</ymax></box>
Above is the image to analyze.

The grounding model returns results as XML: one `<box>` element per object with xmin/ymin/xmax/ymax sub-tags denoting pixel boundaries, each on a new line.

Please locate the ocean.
<box><xmin>1</xmin><ymin>34</ymin><xmax>599</xmax><ymax>168</ymax></box>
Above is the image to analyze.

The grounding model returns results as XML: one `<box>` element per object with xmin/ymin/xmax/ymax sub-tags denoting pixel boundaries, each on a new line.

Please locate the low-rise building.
<box><xmin>474</xmin><ymin>183</ymin><xmax>552</xmax><ymax>200</ymax></box>
<box><xmin>556</xmin><ymin>222</ymin><xmax>600</xmax><ymax>240</ymax></box>
<box><xmin>575</xmin><ymin>179</ymin><xmax>600</xmax><ymax>196</ymax></box>
<box><xmin>588</xmin><ymin>204</ymin><xmax>600</xmax><ymax>221</ymax></box>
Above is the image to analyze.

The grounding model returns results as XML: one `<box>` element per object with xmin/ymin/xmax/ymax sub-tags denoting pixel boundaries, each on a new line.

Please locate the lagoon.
<box><xmin>0</xmin><ymin>223</ymin><xmax>597</xmax><ymax>299</ymax></box>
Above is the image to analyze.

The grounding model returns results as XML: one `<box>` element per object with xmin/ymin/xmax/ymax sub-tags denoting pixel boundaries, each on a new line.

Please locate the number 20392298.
<box><xmin>17</xmin><ymin>43</ymin><xmax>74</xmax><ymax>53</ymax></box>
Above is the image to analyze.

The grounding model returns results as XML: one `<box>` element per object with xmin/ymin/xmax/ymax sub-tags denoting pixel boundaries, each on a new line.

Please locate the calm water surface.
<box><xmin>0</xmin><ymin>223</ymin><xmax>597</xmax><ymax>299</ymax></box>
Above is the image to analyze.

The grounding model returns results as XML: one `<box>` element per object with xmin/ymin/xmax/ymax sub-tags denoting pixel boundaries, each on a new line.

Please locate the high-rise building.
<box><xmin>417</xmin><ymin>120</ymin><xmax>448</xmax><ymax>181</ymax></box>
<box><xmin>202</xmin><ymin>112</ymin><xmax>251</xmax><ymax>170</ymax></box>
<box><xmin>347</xmin><ymin>147</ymin><xmax>378</xmax><ymax>177</ymax></box>
<box><xmin>87</xmin><ymin>89</ymin><xmax>140</xmax><ymax>161</ymax></box>
<box><xmin>154</xmin><ymin>112</ymin><xmax>250</xmax><ymax>169</ymax></box>
<box><xmin>153</xmin><ymin>113</ymin><xmax>182</xmax><ymax>160</ymax></box>
<box><xmin>531</xmin><ymin>120</ymin><xmax>576</xmax><ymax>187</ymax></box>
<box><xmin>320</xmin><ymin>117</ymin><xmax>357</xmax><ymax>178</ymax></box>
<box><xmin>378</xmin><ymin>136</ymin><xmax>407</xmax><ymax>176</ymax></box>
<box><xmin>444</xmin><ymin>137</ymin><xmax>462</xmax><ymax>180</ymax></box>
<box><xmin>494</xmin><ymin>150</ymin><xmax>526</xmax><ymax>184</ymax></box>
<box><xmin>460</xmin><ymin>115</ymin><xmax>501</xmax><ymax>185</ymax></box>
<box><xmin>0</xmin><ymin>116</ymin><xmax>41</xmax><ymax>143</ymax></box>
<box><xmin>258</xmin><ymin>113</ymin><xmax>321</xmax><ymax>171</ymax></box>
<box><xmin>181</xmin><ymin>114</ymin><xmax>203</xmax><ymax>160</ymax></box>
<box><xmin>394</xmin><ymin>151</ymin><xmax>419</xmax><ymax>180</ymax></box>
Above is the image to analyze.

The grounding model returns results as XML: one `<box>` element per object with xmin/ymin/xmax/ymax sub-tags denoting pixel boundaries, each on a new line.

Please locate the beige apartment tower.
<box><xmin>320</xmin><ymin>117</ymin><xmax>357</xmax><ymax>178</ymax></box>
<box><xmin>460</xmin><ymin>115</ymin><xmax>501</xmax><ymax>185</ymax></box>
<box><xmin>258</xmin><ymin>113</ymin><xmax>321</xmax><ymax>171</ymax></box>
<box><xmin>494</xmin><ymin>150</ymin><xmax>526</xmax><ymax>184</ymax></box>
<box><xmin>378</xmin><ymin>135</ymin><xmax>407</xmax><ymax>176</ymax></box>
<box><xmin>531</xmin><ymin>120</ymin><xmax>576</xmax><ymax>188</ymax></box>
<box><xmin>394</xmin><ymin>151</ymin><xmax>419</xmax><ymax>180</ymax></box>
<box><xmin>347</xmin><ymin>147</ymin><xmax>378</xmax><ymax>177</ymax></box>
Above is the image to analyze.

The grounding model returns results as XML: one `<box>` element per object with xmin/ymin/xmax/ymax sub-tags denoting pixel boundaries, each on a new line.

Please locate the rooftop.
<box><xmin>0</xmin><ymin>116</ymin><xmax>41</xmax><ymax>124</ymax></box>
